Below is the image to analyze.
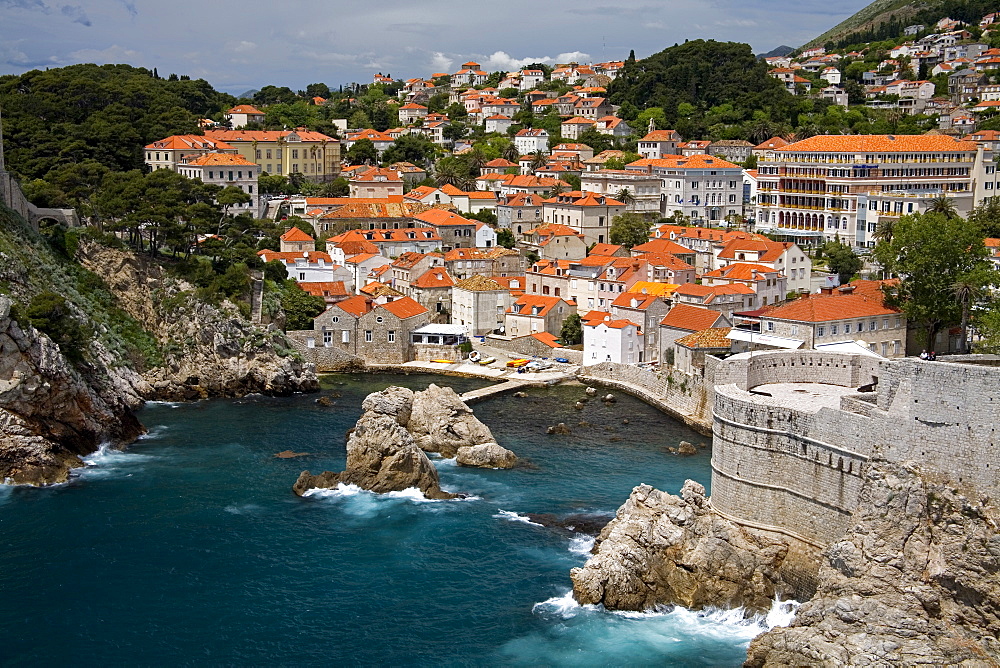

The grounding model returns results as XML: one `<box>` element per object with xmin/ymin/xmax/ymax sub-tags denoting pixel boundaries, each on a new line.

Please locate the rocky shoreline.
<box><xmin>0</xmin><ymin>242</ymin><xmax>317</xmax><ymax>486</ymax></box>
<box><xmin>569</xmin><ymin>459</ymin><xmax>1000</xmax><ymax>666</ymax></box>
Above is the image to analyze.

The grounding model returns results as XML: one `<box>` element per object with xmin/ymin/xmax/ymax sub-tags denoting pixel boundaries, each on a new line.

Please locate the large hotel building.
<box><xmin>753</xmin><ymin>135</ymin><xmax>990</xmax><ymax>247</ymax></box>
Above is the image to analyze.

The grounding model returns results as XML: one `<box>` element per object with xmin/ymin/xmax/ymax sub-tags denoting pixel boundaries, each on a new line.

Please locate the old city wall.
<box><xmin>710</xmin><ymin>351</ymin><xmax>1000</xmax><ymax>549</ymax></box>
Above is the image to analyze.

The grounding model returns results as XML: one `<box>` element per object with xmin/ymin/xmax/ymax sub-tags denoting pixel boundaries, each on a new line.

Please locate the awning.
<box><xmin>726</xmin><ymin>329</ymin><xmax>803</xmax><ymax>349</ymax></box>
<box><xmin>815</xmin><ymin>340</ymin><xmax>883</xmax><ymax>357</ymax></box>
<box><xmin>412</xmin><ymin>324</ymin><xmax>468</xmax><ymax>336</ymax></box>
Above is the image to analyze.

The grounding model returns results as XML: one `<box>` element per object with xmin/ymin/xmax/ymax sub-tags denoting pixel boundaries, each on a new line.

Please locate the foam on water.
<box><xmin>136</xmin><ymin>425</ymin><xmax>168</xmax><ymax>441</ymax></box>
<box><xmin>75</xmin><ymin>443</ymin><xmax>154</xmax><ymax>480</ymax></box>
<box><xmin>567</xmin><ymin>534</ymin><xmax>596</xmax><ymax>556</ymax></box>
<box><xmin>502</xmin><ymin>593</ymin><xmax>801</xmax><ymax>666</ymax></box>
<box><xmin>494</xmin><ymin>509</ymin><xmax>544</xmax><ymax>526</ymax></box>
<box><xmin>224</xmin><ymin>503</ymin><xmax>263</xmax><ymax>515</ymax></box>
<box><xmin>144</xmin><ymin>400</ymin><xmax>182</xmax><ymax>408</ymax></box>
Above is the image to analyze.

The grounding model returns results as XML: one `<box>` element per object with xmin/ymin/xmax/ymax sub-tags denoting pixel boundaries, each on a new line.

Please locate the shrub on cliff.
<box><xmin>280</xmin><ymin>282</ymin><xmax>326</xmax><ymax>331</ymax></box>
<box><xmin>18</xmin><ymin>291</ymin><xmax>90</xmax><ymax>363</ymax></box>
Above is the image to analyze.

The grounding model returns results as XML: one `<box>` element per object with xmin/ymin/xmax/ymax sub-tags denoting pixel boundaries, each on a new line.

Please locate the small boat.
<box><xmin>478</xmin><ymin>356</ymin><xmax>496</xmax><ymax>365</ymax></box>
<box><xmin>554</xmin><ymin>357</ymin><xmax>569</xmax><ymax>364</ymax></box>
<box><xmin>429</xmin><ymin>359</ymin><xmax>455</xmax><ymax>364</ymax></box>
<box><xmin>506</xmin><ymin>358</ymin><xmax>529</xmax><ymax>368</ymax></box>
<box><xmin>468</xmin><ymin>351</ymin><xmax>481</xmax><ymax>362</ymax></box>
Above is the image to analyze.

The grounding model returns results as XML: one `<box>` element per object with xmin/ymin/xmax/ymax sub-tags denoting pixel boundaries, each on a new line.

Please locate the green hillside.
<box><xmin>807</xmin><ymin>0</ymin><xmax>1000</xmax><ymax>48</ymax></box>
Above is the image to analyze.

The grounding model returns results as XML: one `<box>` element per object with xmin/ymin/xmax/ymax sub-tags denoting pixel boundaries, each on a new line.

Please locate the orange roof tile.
<box><xmin>335</xmin><ymin>295</ymin><xmax>374</xmax><ymax>318</ymax></box>
<box><xmin>660</xmin><ymin>304</ymin><xmax>726</xmax><ymax>331</ymax></box>
<box><xmin>298</xmin><ymin>281</ymin><xmax>348</xmax><ymax>298</ymax></box>
<box><xmin>380</xmin><ymin>296</ymin><xmax>428</xmax><ymax>319</ymax></box>
<box><xmin>675</xmin><ymin>327</ymin><xmax>732</xmax><ymax>349</ymax></box>
<box><xmin>764</xmin><ymin>291</ymin><xmax>899</xmax><ymax>323</ymax></box>
<box><xmin>778</xmin><ymin>134</ymin><xmax>978</xmax><ymax>153</ymax></box>
<box><xmin>281</xmin><ymin>227</ymin><xmax>315</xmax><ymax>242</ymax></box>
<box><xmin>412</xmin><ymin>269</ymin><xmax>455</xmax><ymax>289</ymax></box>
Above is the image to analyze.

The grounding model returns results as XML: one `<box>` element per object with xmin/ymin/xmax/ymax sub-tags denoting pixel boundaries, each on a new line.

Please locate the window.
<box><xmin>256</xmin><ymin>150</ymin><xmax>262</xmax><ymax>159</ymax></box>
<box><xmin>817</xmin><ymin>326</ymin><xmax>825</xmax><ymax>337</ymax></box>
<box><xmin>831</xmin><ymin>324</ymin><xmax>838</xmax><ymax>335</ymax></box>
<box><xmin>342</xmin><ymin>330</ymin><xmax>350</xmax><ymax>343</ymax></box>
<box><xmin>844</xmin><ymin>323</ymin><xmax>852</xmax><ymax>334</ymax></box>
<box><xmin>365</xmin><ymin>330</ymin><xmax>373</xmax><ymax>342</ymax></box>
<box><xmin>331</xmin><ymin>316</ymin><xmax>340</xmax><ymax>323</ymax></box>
<box><xmin>266</xmin><ymin>150</ymin><xmax>272</xmax><ymax>159</ymax></box>
<box><xmin>388</xmin><ymin>330</ymin><xmax>395</xmax><ymax>343</ymax></box>
<box><xmin>323</xmin><ymin>331</ymin><xmax>332</xmax><ymax>344</ymax></box>
<box><xmin>292</xmin><ymin>149</ymin><xmax>299</xmax><ymax>159</ymax></box>
<box><xmin>692</xmin><ymin>181</ymin><xmax>699</xmax><ymax>189</ymax></box>
<box><xmin>791</xmin><ymin>325</ymin><xmax>798</xmax><ymax>335</ymax></box>
<box><xmin>299</xmin><ymin>272</ymin><xmax>306</xmax><ymax>280</ymax></box>
<box><xmin>869</xmin><ymin>321</ymin><xmax>877</xmax><ymax>331</ymax></box>
<box><xmin>376</xmin><ymin>316</ymin><xmax>384</xmax><ymax>323</ymax></box>
<box><xmin>883</xmin><ymin>318</ymin><xmax>889</xmax><ymax>329</ymax></box>
<box><xmin>292</xmin><ymin>164</ymin><xmax>298</xmax><ymax>173</ymax></box>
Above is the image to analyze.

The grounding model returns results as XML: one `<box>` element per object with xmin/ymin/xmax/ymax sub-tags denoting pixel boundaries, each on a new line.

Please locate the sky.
<box><xmin>0</xmin><ymin>0</ymin><xmax>871</xmax><ymax>94</ymax></box>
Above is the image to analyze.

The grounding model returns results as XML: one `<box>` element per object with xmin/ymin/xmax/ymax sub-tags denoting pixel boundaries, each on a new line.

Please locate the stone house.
<box><xmin>671</xmin><ymin>283</ymin><xmax>756</xmax><ymax>318</ymax></box>
<box><xmin>349</xmin><ymin>167</ymin><xmax>404</xmax><ymax>198</ymax></box>
<box><xmin>708</xmin><ymin>140</ymin><xmax>753</xmax><ymax>164</ymax></box>
<box><xmin>389</xmin><ymin>251</ymin><xmax>444</xmax><ymax>294</ymax></box>
<box><xmin>409</xmin><ymin>267</ymin><xmax>454</xmax><ymax>320</ymax></box>
<box><xmin>611</xmin><ymin>291</ymin><xmax>671</xmax><ymax>363</ymax></box>
<box><xmin>637</xmin><ymin>129</ymin><xmax>681</xmax><ymax>160</ymax></box>
<box><xmin>519</xmin><ymin>223</ymin><xmax>588</xmax><ymax>260</ymax></box>
<box><xmin>452</xmin><ymin>275</ymin><xmax>513</xmax><ymax>336</ymax></box>
<box><xmin>701</xmin><ymin>262</ymin><xmax>787</xmax><ymax>310</ymax></box>
<box><xmin>541</xmin><ymin>191</ymin><xmax>625</xmax><ymax>246</ymax></box>
<box><xmin>505</xmin><ymin>294</ymin><xmax>573</xmax><ymax>337</ymax></box>
<box><xmin>658</xmin><ymin>303</ymin><xmax>731</xmax><ymax>364</ymax></box>
<box><xmin>497</xmin><ymin>193</ymin><xmax>545</xmax><ymax>234</ymax></box>
<box><xmin>673</xmin><ymin>327</ymin><xmax>732</xmax><ymax>375</ymax></box>
<box><xmin>310</xmin><ymin>294</ymin><xmax>430</xmax><ymax>364</ymax></box>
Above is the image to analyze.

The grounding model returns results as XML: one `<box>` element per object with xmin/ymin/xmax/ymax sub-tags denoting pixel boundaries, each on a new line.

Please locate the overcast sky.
<box><xmin>1</xmin><ymin>0</ymin><xmax>870</xmax><ymax>95</ymax></box>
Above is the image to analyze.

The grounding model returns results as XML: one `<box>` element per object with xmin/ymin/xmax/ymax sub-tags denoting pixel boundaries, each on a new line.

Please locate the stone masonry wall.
<box><xmin>709</xmin><ymin>350</ymin><xmax>1000</xmax><ymax>549</ymax></box>
<box><xmin>286</xmin><ymin>330</ymin><xmax>363</xmax><ymax>371</ymax></box>
<box><xmin>578</xmin><ymin>362</ymin><xmax>713</xmax><ymax>434</ymax></box>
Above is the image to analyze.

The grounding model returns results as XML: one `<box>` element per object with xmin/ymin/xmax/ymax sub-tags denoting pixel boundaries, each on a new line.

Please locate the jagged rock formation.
<box><xmin>0</xmin><ymin>296</ymin><xmax>146</xmax><ymax>484</ymax></box>
<box><xmin>746</xmin><ymin>460</ymin><xmax>1000</xmax><ymax>667</ymax></box>
<box><xmin>294</xmin><ymin>384</ymin><xmax>512</xmax><ymax>498</ymax></box>
<box><xmin>404</xmin><ymin>383</ymin><xmax>496</xmax><ymax>458</ymax></box>
<box><xmin>455</xmin><ymin>443</ymin><xmax>517</xmax><ymax>469</ymax></box>
<box><xmin>571</xmin><ymin>481</ymin><xmax>813</xmax><ymax>613</ymax></box>
<box><xmin>293</xmin><ymin>386</ymin><xmax>455</xmax><ymax>499</ymax></box>
<box><xmin>77</xmin><ymin>241</ymin><xmax>317</xmax><ymax>399</ymax></box>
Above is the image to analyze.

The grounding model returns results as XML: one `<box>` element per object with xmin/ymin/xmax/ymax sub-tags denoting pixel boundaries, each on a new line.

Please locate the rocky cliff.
<box><xmin>746</xmin><ymin>460</ymin><xmax>1000</xmax><ymax>666</ymax></box>
<box><xmin>0</xmin><ymin>295</ymin><xmax>146</xmax><ymax>484</ymax></box>
<box><xmin>77</xmin><ymin>241</ymin><xmax>317</xmax><ymax>400</ymax></box>
<box><xmin>570</xmin><ymin>481</ymin><xmax>814</xmax><ymax>613</ymax></box>
<box><xmin>0</xmin><ymin>209</ymin><xmax>317</xmax><ymax>485</ymax></box>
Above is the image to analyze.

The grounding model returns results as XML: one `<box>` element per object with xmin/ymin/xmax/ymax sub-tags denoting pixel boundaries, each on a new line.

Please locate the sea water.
<box><xmin>0</xmin><ymin>374</ymin><xmax>794</xmax><ymax>666</ymax></box>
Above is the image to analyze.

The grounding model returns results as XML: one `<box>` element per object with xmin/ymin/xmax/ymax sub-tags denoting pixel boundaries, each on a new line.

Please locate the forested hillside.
<box><xmin>0</xmin><ymin>64</ymin><xmax>234</xmax><ymax>181</ymax></box>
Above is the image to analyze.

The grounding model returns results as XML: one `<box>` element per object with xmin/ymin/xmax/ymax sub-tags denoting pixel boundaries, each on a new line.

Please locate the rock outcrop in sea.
<box><xmin>570</xmin><ymin>481</ymin><xmax>810</xmax><ymax>613</ymax></box>
<box><xmin>746</xmin><ymin>460</ymin><xmax>1000</xmax><ymax>666</ymax></box>
<box><xmin>294</xmin><ymin>384</ymin><xmax>514</xmax><ymax>498</ymax></box>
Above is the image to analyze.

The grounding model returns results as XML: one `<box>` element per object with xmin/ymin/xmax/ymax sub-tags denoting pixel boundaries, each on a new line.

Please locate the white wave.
<box><xmin>532</xmin><ymin>591</ymin><xmax>800</xmax><ymax>639</ymax></box>
<box><xmin>74</xmin><ymin>443</ymin><xmax>153</xmax><ymax>480</ymax></box>
<box><xmin>568</xmin><ymin>534</ymin><xmax>596</xmax><ymax>556</ymax></box>
<box><xmin>136</xmin><ymin>425</ymin><xmax>168</xmax><ymax>440</ymax></box>
<box><xmin>494</xmin><ymin>509</ymin><xmax>543</xmax><ymax>526</ymax></box>
<box><xmin>304</xmin><ymin>483</ymin><xmax>475</xmax><ymax>504</ymax></box>
<box><xmin>144</xmin><ymin>400</ymin><xmax>183</xmax><ymax>408</ymax></box>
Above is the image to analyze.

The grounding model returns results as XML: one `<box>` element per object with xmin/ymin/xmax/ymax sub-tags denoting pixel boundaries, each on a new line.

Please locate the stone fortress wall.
<box><xmin>708</xmin><ymin>350</ymin><xmax>1000</xmax><ymax>548</ymax></box>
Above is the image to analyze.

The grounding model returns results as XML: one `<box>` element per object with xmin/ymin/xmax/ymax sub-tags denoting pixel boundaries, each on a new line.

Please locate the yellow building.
<box><xmin>205</xmin><ymin>129</ymin><xmax>341</xmax><ymax>182</ymax></box>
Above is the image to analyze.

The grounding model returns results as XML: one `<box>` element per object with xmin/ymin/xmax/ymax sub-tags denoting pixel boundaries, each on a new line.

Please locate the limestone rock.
<box><xmin>574</xmin><ymin>401</ymin><xmax>585</xmax><ymax>410</ymax></box>
<box><xmin>585</xmin><ymin>386</ymin><xmax>598</xmax><ymax>397</ymax></box>
<box><xmin>455</xmin><ymin>443</ymin><xmax>518</xmax><ymax>469</ymax></box>
<box><xmin>0</xmin><ymin>296</ymin><xmax>146</xmax><ymax>485</ymax></box>
<box><xmin>570</xmin><ymin>481</ymin><xmax>808</xmax><ymax>613</ymax></box>
<box><xmin>677</xmin><ymin>440</ymin><xmax>697</xmax><ymax>456</ymax></box>
<box><xmin>746</xmin><ymin>460</ymin><xmax>1000</xmax><ymax>666</ymax></box>
<box><xmin>547</xmin><ymin>423</ymin><xmax>572</xmax><ymax>435</ymax></box>
<box><xmin>602</xmin><ymin>393</ymin><xmax>616</xmax><ymax>403</ymax></box>
<box><xmin>293</xmin><ymin>389</ymin><xmax>453</xmax><ymax>499</ymax></box>
<box><xmin>406</xmin><ymin>383</ymin><xmax>494</xmax><ymax>457</ymax></box>
<box><xmin>77</xmin><ymin>241</ymin><xmax>318</xmax><ymax>400</ymax></box>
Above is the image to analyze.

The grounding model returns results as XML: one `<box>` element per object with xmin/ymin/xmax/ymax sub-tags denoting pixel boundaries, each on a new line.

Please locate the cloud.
<box><xmin>475</xmin><ymin>50</ymin><xmax>593</xmax><ymax>73</ymax></box>
<box><xmin>118</xmin><ymin>0</ymin><xmax>137</xmax><ymax>18</ymax></box>
<box><xmin>430</xmin><ymin>52</ymin><xmax>453</xmax><ymax>74</ymax></box>
<box><xmin>68</xmin><ymin>44</ymin><xmax>140</xmax><ymax>64</ymax></box>
<box><xmin>0</xmin><ymin>0</ymin><xmax>48</xmax><ymax>9</ymax></box>
<box><xmin>60</xmin><ymin>4</ymin><xmax>90</xmax><ymax>26</ymax></box>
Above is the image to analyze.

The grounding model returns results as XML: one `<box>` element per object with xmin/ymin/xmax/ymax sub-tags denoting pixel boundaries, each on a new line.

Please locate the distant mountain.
<box><xmin>759</xmin><ymin>45</ymin><xmax>795</xmax><ymax>58</ymax></box>
<box><xmin>805</xmin><ymin>0</ymin><xmax>1000</xmax><ymax>49</ymax></box>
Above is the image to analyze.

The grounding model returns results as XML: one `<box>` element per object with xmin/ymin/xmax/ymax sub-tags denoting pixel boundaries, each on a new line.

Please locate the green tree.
<box><xmin>380</xmin><ymin>133</ymin><xmax>438</xmax><ymax>166</ymax></box>
<box><xmin>559</xmin><ymin>312</ymin><xmax>583</xmax><ymax>345</ymax></box>
<box><xmin>19</xmin><ymin>291</ymin><xmax>90</xmax><ymax>363</ymax></box>
<box><xmin>577</xmin><ymin>128</ymin><xmax>614</xmax><ymax>154</ymax></box>
<box><xmin>609</xmin><ymin>211</ymin><xmax>651</xmax><ymax>249</ymax></box>
<box><xmin>281</xmin><ymin>282</ymin><xmax>326</xmax><ymax>330</ymax></box>
<box><xmin>345</xmin><ymin>138</ymin><xmax>378</xmax><ymax>165</ymax></box>
<box><xmin>967</xmin><ymin>195</ymin><xmax>1000</xmax><ymax>238</ymax></box>
<box><xmin>873</xmin><ymin>212</ymin><xmax>995</xmax><ymax>346</ymax></box>
<box><xmin>496</xmin><ymin>228</ymin><xmax>516</xmax><ymax>249</ymax></box>
<box><xmin>822</xmin><ymin>240</ymin><xmax>863</xmax><ymax>285</ymax></box>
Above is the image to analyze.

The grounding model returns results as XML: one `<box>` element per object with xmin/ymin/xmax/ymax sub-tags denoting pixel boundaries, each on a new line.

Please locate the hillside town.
<box><xmin>131</xmin><ymin>9</ymin><xmax>1000</xmax><ymax>374</ymax></box>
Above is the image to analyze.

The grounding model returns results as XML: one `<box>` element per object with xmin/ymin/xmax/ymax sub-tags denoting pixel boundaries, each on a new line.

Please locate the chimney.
<box><xmin>820</xmin><ymin>286</ymin><xmax>834</xmax><ymax>295</ymax></box>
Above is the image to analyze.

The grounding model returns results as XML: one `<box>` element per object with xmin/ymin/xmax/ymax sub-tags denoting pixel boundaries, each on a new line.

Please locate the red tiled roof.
<box><xmin>298</xmin><ymin>281</ymin><xmax>348</xmax><ymax>298</ymax></box>
<box><xmin>336</xmin><ymin>295</ymin><xmax>374</xmax><ymax>318</ymax></box>
<box><xmin>764</xmin><ymin>290</ymin><xmax>899</xmax><ymax>323</ymax></box>
<box><xmin>675</xmin><ymin>327</ymin><xmax>732</xmax><ymax>349</ymax></box>
<box><xmin>412</xmin><ymin>268</ymin><xmax>455</xmax><ymax>289</ymax></box>
<box><xmin>660</xmin><ymin>304</ymin><xmax>726</xmax><ymax>331</ymax></box>
<box><xmin>380</xmin><ymin>296</ymin><xmax>428</xmax><ymax>319</ymax></box>
<box><xmin>281</xmin><ymin>227</ymin><xmax>315</xmax><ymax>242</ymax></box>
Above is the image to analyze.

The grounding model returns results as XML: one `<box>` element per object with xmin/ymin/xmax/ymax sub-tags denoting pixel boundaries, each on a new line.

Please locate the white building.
<box><xmin>583</xmin><ymin>314</ymin><xmax>644</xmax><ymax>364</ymax></box>
<box><xmin>627</xmin><ymin>154</ymin><xmax>743</xmax><ymax>224</ymax></box>
<box><xmin>177</xmin><ymin>151</ymin><xmax>261</xmax><ymax>215</ymax></box>
<box><xmin>514</xmin><ymin>128</ymin><xmax>550</xmax><ymax>155</ymax></box>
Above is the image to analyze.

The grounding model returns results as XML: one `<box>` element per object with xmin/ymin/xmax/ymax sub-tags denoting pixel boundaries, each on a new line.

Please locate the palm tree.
<box><xmin>529</xmin><ymin>150</ymin><xmax>547</xmax><ymax>173</ymax></box>
<box><xmin>872</xmin><ymin>217</ymin><xmax>896</xmax><ymax>245</ymax></box>
<box><xmin>467</xmin><ymin>146</ymin><xmax>488</xmax><ymax>175</ymax></box>
<box><xmin>616</xmin><ymin>187</ymin><xmax>637</xmax><ymax>208</ymax></box>
<box><xmin>926</xmin><ymin>194</ymin><xmax>958</xmax><ymax>220</ymax></box>
<box><xmin>952</xmin><ymin>274</ymin><xmax>984</xmax><ymax>354</ymax></box>
<box><xmin>502</xmin><ymin>141</ymin><xmax>520</xmax><ymax>163</ymax></box>
<box><xmin>434</xmin><ymin>158</ymin><xmax>463</xmax><ymax>188</ymax></box>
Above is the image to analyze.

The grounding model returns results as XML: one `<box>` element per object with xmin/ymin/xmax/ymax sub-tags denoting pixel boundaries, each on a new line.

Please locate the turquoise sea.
<box><xmin>0</xmin><ymin>374</ymin><xmax>790</xmax><ymax>666</ymax></box>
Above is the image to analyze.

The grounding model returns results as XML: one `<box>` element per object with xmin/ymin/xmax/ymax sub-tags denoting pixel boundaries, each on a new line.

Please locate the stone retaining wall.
<box><xmin>286</xmin><ymin>330</ymin><xmax>363</xmax><ymax>371</ymax></box>
<box><xmin>577</xmin><ymin>362</ymin><xmax>713</xmax><ymax>434</ymax></box>
<box><xmin>484</xmin><ymin>334</ymin><xmax>583</xmax><ymax>363</ymax></box>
